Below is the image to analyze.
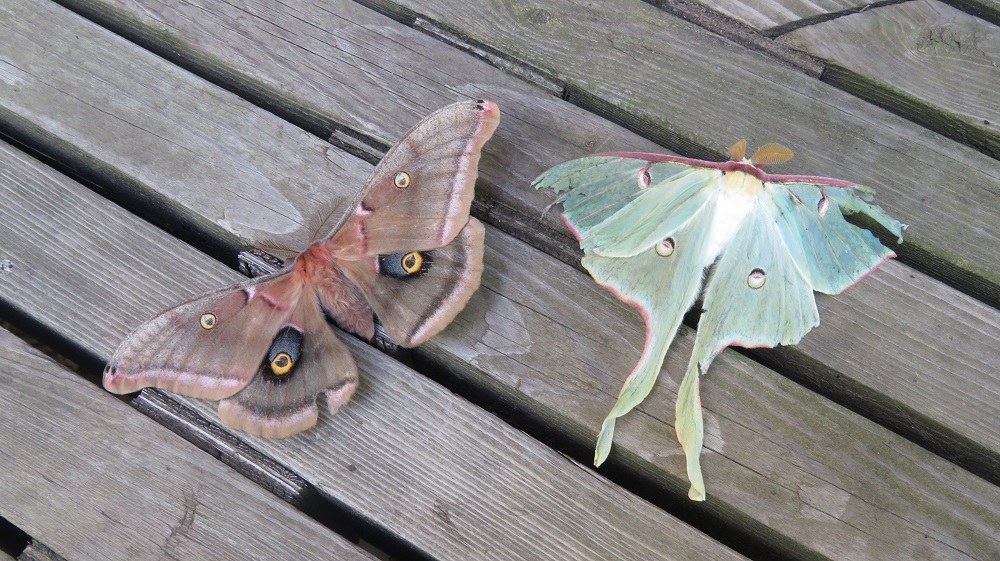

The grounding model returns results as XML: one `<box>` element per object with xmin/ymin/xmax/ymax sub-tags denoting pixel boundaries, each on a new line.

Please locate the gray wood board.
<box><xmin>0</xmin><ymin>0</ymin><xmax>372</xmax><ymax>251</ymax></box>
<box><xmin>56</xmin><ymin>0</ymin><xmax>1000</xmax><ymax>305</ymax></box>
<box><xmin>780</xmin><ymin>0</ymin><xmax>1000</xmax><ymax>159</ymax></box>
<box><xmin>17</xmin><ymin>544</ymin><xmax>62</xmax><ymax>561</ymax></box>
<box><xmin>359</xmin><ymin>0</ymin><xmax>1000</xmax><ymax>306</ymax></box>
<box><xmin>2</xmin><ymin>1</ymin><xmax>999</xmax><ymax>560</ymax></box>
<box><xmin>946</xmin><ymin>0</ymin><xmax>1000</xmax><ymax>25</ymax></box>
<box><xmin>40</xmin><ymin>0</ymin><xmax>1000</xmax><ymax>480</ymax></box>
<box><xmin>681</xmin><ymin>0</ymin><xmax>876</xmax><ymax>32</ymax></box>
<box><xmin>36</xmin><ymin>0</ymin><xmax>1000</xmax><ymax>500</ymax></box>
<box><xmin>0</xmin><ymin>330</ymin><xmax>373</xmax><ymax>561</ymax></box>
<box><xmin>0</xmin><ymin>145</ymin><xmax>748</xmax><ymax>560</ymax></box>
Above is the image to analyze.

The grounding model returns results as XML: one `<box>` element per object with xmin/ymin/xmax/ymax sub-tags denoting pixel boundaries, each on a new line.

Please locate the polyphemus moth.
<box><xmin>105</xmin><ymin>99</ymin><xmax>500</xmax><ymax>438</ymax></box>
<box><xmin>533</xmin><ymin>140</ymin><xmax>905</xmax><ymax>500</ymax></box>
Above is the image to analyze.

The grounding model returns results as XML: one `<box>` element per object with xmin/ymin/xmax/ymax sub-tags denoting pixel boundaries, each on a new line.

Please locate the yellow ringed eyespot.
<box><xmin>270</xmin><ymin>352</ymin><xmax>294</xmax><ymax>376</ymax></box>
<box><xmin>393</xmin><ymin>171</ymin><xmax>411</xmax><ymax>189</ymax></box>
<box><xmin>655</xmin><ymin>238</ymin><xmax>675</xmax><ymax>257</ymax></box>
<box><xmin>401</xmin><ymin>251</ymin><xmax>423</xmax><ymax>273</ymax></box>
<box><xmin>199</xmin><ymin>313</ymin><xmax>217</xmax><ymax>330</ymax></box>
<box><xmin>747</xmin><ymin>268</ymin><xmax>767</xmax><ymax>289</ymax></box>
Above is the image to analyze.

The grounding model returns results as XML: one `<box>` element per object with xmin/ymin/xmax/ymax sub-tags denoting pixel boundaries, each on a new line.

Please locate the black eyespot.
<box><xmin>379</xmin><ymin>250</ymin><xmax>432</xmax><ymax>278</ymax></box>
<box><xmin>262</xmin><ymin>326</ymin><xmax>304</xmax><ymax>384</ymax></box>
<box><xmin>747</xmin><ymin>268</ymin><xmax>767</xmax><ymax>289</ymax></box>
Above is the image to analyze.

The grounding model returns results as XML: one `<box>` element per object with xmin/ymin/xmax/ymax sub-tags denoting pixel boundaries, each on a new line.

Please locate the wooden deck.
<box><xmin>1</xmin><ymin>0</ymin><xmax>998</xmax><ymax>559</ymax></box>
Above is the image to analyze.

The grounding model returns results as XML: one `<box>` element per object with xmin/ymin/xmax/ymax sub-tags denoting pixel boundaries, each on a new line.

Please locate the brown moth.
<box><xmin>104</xmin><ymin>99</ymin><xmax>500</xmax><ymax>438</ymax></box>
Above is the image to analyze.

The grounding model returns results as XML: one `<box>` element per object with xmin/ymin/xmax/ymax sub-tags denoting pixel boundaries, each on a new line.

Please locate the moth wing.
<box><xmin>532</xmin><ymin>156</ymin><xmax>711</xmax><ymax>256</ymax></box>
<box><xmin>769</xmin><ymin>181</ymin><xmax>903</xmax><ymax>294</ymax></box>
<box><xmin>318</xmin><ymin>100</ymin><xmax>496</xmax><ymax>347</ymax></box>
<box><xmin>585</xmin><ymin>197</ymin><xmax>718</xmax><ymax>466</ymax></box>
<box><xmin>339</xmin><ymin>218</ymin><xmax>485</xmax><ymax>347</ymax></box>
<box><xmin>676</xmin><ymin>202</ymin><xmax>821</xmax><ymax>500</ymax></box>
<box><xmin>585</xmin><ymin>165</ymin><xmax>717</xmax><ymax>257</ymax></box>
<box><xmin>218</xmin><ymin>289</ymin><xmax>358</xmax><ymax>439</ymax></box>
<box><xmin>533</xmin><ymin>156</ymin><xmax>650</xmax><ymax>235</ymax></box>
<box><xmin>327</xmin><ymin>99</ymin><xmax>499</xmax><ymax>256</ymax></box>
<box><xmin>103</xmin><ymin>271</ymin><xmax>297</xmax><ymax>400</ymax></box>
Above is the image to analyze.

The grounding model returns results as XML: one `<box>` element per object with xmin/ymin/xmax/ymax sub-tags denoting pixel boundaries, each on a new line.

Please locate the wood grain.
<box><xmin>0</xmin><ymin>142</ymin><xmax>747</xmax><ymax>560</ymax></box>
<box><xmin>16</xmin><ymin>543</ymin><xmax>63</xmax><ymax>561</ymax></box>
<box><xmin>38</xmin><ymin>0</ymin><xmax>1000</xmax><ymax>483</ymax></box>
<box><xmin>0</xmin><ymin>330</ymin><xmax>373</xmax><ymax>561</ymax></box>
<box><xmin>685</xmin><ymin>0</ymin><xmax>875</xmax><ymax>32</ymax></box>
<box><xmin>0</xmin><ymin>0</ymin><xmax>372</xmax><ymax>252</ymax></box>
<box><xmin>1</xmin><ymin>1</ymin><xmax>998</xmax><ymax>560</ymax></box>
<box><xmin>946</xmin><ymin>0</ymin><xmax>1000</xmax><ymax>25</ymax></box>
<box><xmin>56</xmin><ymin>0</ymin><xmax>1000</xmax><ymax>306</ymax></box>
<box><xmin>780</xmin><ymin>0</ymin><xmax>1000</xmax><ymax>159</ymax></box>
<box><xmin>6</xmin><ymin>136</ymin><xmax>998</xmax><ymax>560</ymax></box>
<box><xmin>357</xmin><ymin>0</ymin><xmax>1000</xmax><ymax>306</ymax></box>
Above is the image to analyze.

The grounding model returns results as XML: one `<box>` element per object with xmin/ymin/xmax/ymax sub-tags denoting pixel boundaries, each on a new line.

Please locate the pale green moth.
<box><xmin>533</xmin><ymin>140</ymin><xmax>906</xmax><ymax>500</ymax></box>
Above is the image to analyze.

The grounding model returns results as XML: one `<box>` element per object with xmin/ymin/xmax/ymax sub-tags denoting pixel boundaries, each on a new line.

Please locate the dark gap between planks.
<box><xmin>0</xmin><ymin>516</ymin><xmax>30</xmax><ymax>559</ymax></box>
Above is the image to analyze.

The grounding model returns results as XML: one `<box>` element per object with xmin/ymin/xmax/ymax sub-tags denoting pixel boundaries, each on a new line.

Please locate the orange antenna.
<box><xmin>750</xmin><ymin>143</ymin><xmax>794</xmax><ymax>167</ymax></box>
<box><xmin>727</xmin><ymin>139</ymin><xmax>747</xmax><ymax>161</ymax></box>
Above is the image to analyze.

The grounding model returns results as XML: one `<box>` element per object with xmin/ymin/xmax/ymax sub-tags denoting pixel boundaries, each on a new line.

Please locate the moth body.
<box><xmin>103</xmin><ymin>99</ymin><xmax>499</xmax><ymax>439</ymax></box>
<box><xmin>706</xmin><ymin>169</ymin><xmax>763</xmax><ymax>263</ymax></box>
<box><xmin>533</xmin><ymin>139</ymin><xmax>905</xmax><ymax>500</ymax></box>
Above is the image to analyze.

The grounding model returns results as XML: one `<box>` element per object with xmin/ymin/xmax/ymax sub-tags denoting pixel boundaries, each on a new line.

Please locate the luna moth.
<box><xmin>533</xmin><ymin>140</ymin><xmax>905</xmax><ymax>500</ymax></box>
<box><xmin>105</xmin><ymin>99</ymin><xmax>500</xmax><ymax>438</ymax></box>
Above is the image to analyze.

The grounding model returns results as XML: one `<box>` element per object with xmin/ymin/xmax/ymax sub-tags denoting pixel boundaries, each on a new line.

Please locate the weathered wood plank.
<box><xmin>0</xmin><ymin>327</ymin><xmax>374</xmax><ymax>560</ymax></box>
<box><xmin>0</xmin><ymin>1</ymin><xmax>371</xmax><ymax>255</ymax></box>
<box><xmin>8</xmin><ymin>128</ymin><xmax>999</xmax><ymax>560</ymax></box>
<box><xmin>52</xmin><ymin>0</ymin><xmax>653</xmax><ymax>267</ymax></box>
<box><xmin>0</xmin><ymin>142</ymin><xmax>748</xmax><ymax>560</ymax></box>
<box><xmin>620</xmin><ymin>0</ymin><xmax>825</xmax><ymax>74</ymax></box>
<box><xmin>429</xmin><ymin>232</ymin><xmax>1000</xmax><ymax>561</ymax></box>
<box><xmin>45</xmin><ymin>0</ymin><xmax>1000</xmax><ymax>482</ymax></box>
<box><xmin>780</xmin><ymin>0</ymin><xmax>1000</xmax><ymax>160</ymax></box>
<box><xmin>680</xmin><ymin>0</ymin><xmax>874</xmax><ymax>33</ymax></box>
<box><xmin>57</xmin><ymin>0</ymin><xmax>1000</xmax><ymax>308</ymax></box>
<box><xmin>3</xmin><ymin>2</ymin><xmax>1000</xmax><ymax>560</ymax></box>
<box><xmin>946</xmin><ymin>0</ymin><xmax>1000</xmax><ymax>25</ymax></box>
<box><xmin>359</xmin><ymin>0</ymin><xmax>1000</xmax><ymax>308</ymax></box>
<box><xmin>17</xmin><ymin>543</ymin><xmax>65</xmax><ymax>561</ymax></box>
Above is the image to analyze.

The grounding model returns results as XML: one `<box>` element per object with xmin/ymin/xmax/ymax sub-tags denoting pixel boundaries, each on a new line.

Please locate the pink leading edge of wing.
<box><xmin>560</xmin><ymin>214</ymin><xmax>585</xmax><ymax>243</ymax></box>
<box><xmin>600</xmin><ymin>152</ymin><xmax>862</xmax><ymax>186</ymax></box>
<box><xmin>598</xmin><ymin>151</ymin><xmax>727</xmax><ymax>169</ymax></box>
<box><xmin>440</xmin><ymin>100</ymin><xmax>500</xmax><ymax>245</ymax></box>
<box><xmin>762</xmin><ymin>173</ymin><xmax>857</xmax><ymax>187</ymax></box>
<box><xmin>584</xmin><ymin>265</ymin><xmax>657</xmax><ymax>386</ymax></box>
